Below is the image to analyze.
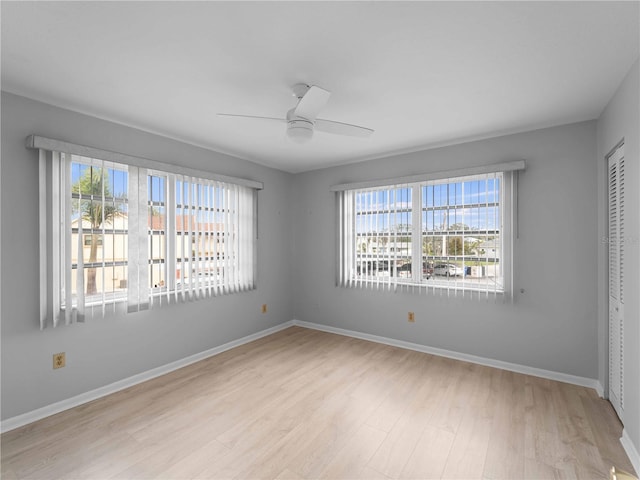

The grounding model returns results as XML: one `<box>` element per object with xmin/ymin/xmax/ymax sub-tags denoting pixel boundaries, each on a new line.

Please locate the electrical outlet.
<box><xmin>53</xmin><ymin>352</ymin><xmax>66</xmax><ymax>369</ymax></box>
<box><xmin>408</xmin><ymin>312</ymin><xmax>415</xmax><ymax>323</ymax></box>
<box><xmin>261</xmin><ymin>304</ymin><xmax>267</xmax><ymax>314</ymax></box>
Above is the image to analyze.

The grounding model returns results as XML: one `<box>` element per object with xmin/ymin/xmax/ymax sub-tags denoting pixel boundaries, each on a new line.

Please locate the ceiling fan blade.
<box><xmin>293</xmin><ymin>85</ymin><xmax>331</xmax><ymax>121</ymax></box>
<box><xmin>315</xmin><ymin>118</ymin><xmax>374</xmax><ymax>138</ymax></box>
<box><xmin>217</xmin><ymin>113</ymin><xmax>286</xmax><ymax>123</ymax></box>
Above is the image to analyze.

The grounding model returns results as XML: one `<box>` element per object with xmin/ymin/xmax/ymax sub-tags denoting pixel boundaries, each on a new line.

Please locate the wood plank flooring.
<box><xmin>1</xmin><ymin>326</ymin><xmax>635</xmax><ymax>479</ymax></box>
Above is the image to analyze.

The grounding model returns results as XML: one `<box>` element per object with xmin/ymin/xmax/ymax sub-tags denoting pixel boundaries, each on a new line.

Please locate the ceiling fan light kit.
<box><xmin>218</xmin><ymin>83</ymin><xmax>373</xmax><ymax>143</ymax></box>
<box><xmin>286</xmin><ymin>118</ymin><xmax>314</xmax><ymax>143</ymax></box>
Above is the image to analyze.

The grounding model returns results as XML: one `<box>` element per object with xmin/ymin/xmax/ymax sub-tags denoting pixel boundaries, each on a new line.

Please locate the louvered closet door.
<box><xmin>608</xmin><ymin>143</ymin><xmax>625</xmax><ymax>420</ymax></box>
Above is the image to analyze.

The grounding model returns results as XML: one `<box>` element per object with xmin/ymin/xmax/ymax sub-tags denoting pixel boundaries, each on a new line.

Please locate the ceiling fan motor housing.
<box><xmin>286</xmin><ymin>108</ymin><xmax>314</xmax><ymax>142</ymax></box>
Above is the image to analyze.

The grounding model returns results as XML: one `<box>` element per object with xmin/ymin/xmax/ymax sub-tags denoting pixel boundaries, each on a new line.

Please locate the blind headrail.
<box><xmin>26</xmin><ymin>134</ymin><xmax>264</xmax><ymax>190</ymax></box>
<box><xmin>330</xmin><ymin>160</ymin><xmax>525</xmax><ymax>192</ymax></box>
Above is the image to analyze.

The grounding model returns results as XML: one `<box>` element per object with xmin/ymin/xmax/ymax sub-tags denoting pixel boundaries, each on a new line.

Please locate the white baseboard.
<box><xmin>621</xmin><ymin>429</ymin><xmax>640</xmax><ymax>476</ymax></box>
<box><xmin>0</xmin><ymin>319</ymin><xmax>610</xmax><ymax>437</ymax></box>
<box><xmin>1</xmin><ymin>321</ymin><xmax>295</xmax><ymax>433</ymax></box>
<box><xmin>595</xmin><ymin>381</ymin><xmax>605</xmax><ymax>398</ymax></box>
<box><xmin>292</xmin><ymin>320</ymin><xmax>601</xmax><ymax>392</ymax></box>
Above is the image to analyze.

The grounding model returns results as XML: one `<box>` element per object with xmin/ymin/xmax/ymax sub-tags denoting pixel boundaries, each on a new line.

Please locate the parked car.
<box><xmin>433</xmin><ymin>263</ymin><xmax>465</xmax><ymax>277</ymax></box>
<box><xmin>395</xmin><ymin>262</ymin><xmax>433</xmax><ymax>279</ymax></box>
<box><xmin>357</xmin><ymin>260</ymin><xmax>391</xmax><ymax>275</ymax></box>
<box><xmin>397</xmin><ymin>262</ymin><xmax>412</xmax><ymax>273</ymax></box>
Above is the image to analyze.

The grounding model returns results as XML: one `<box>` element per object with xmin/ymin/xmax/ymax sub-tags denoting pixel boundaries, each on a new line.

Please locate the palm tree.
<box><xmin>73</xmin><ymin>167</ymin><xmax>121</xmax><ymax>296</ymax></box>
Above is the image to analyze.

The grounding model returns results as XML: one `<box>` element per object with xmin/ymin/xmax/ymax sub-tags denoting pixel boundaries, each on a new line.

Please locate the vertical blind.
<box><xmin>32</xmin><ymin>136</ymin><xmax>261</xmax><ymax>329</ymax></box>
<box><xmin>335</xmin><ymin>161</ymin><xmax>524</xmax><ymax>301</ymax></box>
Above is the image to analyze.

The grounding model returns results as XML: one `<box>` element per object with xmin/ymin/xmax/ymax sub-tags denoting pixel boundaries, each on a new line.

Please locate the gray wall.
<box><xmin>0</xmin><ymin>92</ymin><xmax>294</xmax><ymax>420</ymax></box>
<box><xmin>291</xmin><ymin>121</ymin><xmax>599</xmax><ymax>379</ymax></box>
<box><xmin>597</xmin><ymin>59</ymin><xmax>640</xmax><ymax>461</ymax></box>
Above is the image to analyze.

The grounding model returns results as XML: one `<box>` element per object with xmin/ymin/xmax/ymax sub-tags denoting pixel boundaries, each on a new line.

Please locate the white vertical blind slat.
<box><xmin>367</xmin><ymin>190</ymin><xmax>372</xmax><ymax>287</ymax></box>
<box><xmin>241</xmin><ymin>186</ymin><xmax>254</xmax><ymax>291</ymax></box>
<box><xmin>445</xmin><ymin>180</ymin><xmax>450</xmax><ymax>299</ymax></box>
<box><xmin>235</xmin><ymin>184</ymin><xmax>242</xmax><ymax>291</ymax></box>
<box><xmin>507</xmin><ymin>171</ymin><xmax>515</xmax><ymax>303</ymax></box>
<box><xmin>461</xmin><ymin>181</ymin><xmax>466</xmax><ymax>294</ymax></box>
<box><xmin>175</xmin><ymin>175</ymin><xmax>182</xmax><ymax>303</ymax></box>
<box><xmin>213</xmin><ymin>182</ymin><xmax>219</xmax><ymax>296</ymax></box>
<box><xmin>127</xmin><ymin>167</ymin><xmax>140</xmax><ymax>311</ymax></box>
<box><xmin>411</xmin><ymin>184</ymin><xmax>421</xmax><ymax>295</ymax></box>
<box><xmin>50</xmin><ymin>152</ymin><xmax>62</xmax><ymax>327</ymax></box>
<box><xmin>227</xmin><ymin>183</ymin><xmax>232</xmax><ymax>292</ymax></box>
<box><xmin>336</xmin><ymin>191</ymin><xmax>354</xmax><ymax>287</ymax></box>
<box><xmin>354</xmin><ymin>189</ymin><xmax>360</xmax><ymax>290</ymax></box>
<box><xmin>240</xmin><ymin>185</ymin><xmax>247</xmax><ymax>290</ymax></box>
<box><xmin>484</xmin><ymin>176</ymin><xmax>490</xmax><ymax>300</ymax></box>
<box><xmin>204</xmin><ymin>180</ymin><xmax>211</xmax><ymax>297</ymax></box>
<box><xmin>231</xmin><ymin>183</ymin><xmax>239</xmax><ymax>292</ymax></box>
<box><xmin>166</xmin><ymin>174</ymin><xmax>176</xmax><ymax>304</ymax></box>
<box><xmin>186</xmin><ymin>177</ymin><xmax>194</xmax><ymax>300</ymax></box>
<box><xmin>38</xmin><ymin>150</ymin><xmax>48</xmax><ymax>329</ymax></box>
<box><xmin>179</xmin><ymin>175</ymin><xmax>187</xmax><ymax>302</ymax></box>
<box><xmin>232</xmin><ymin>183</ymin><xmax>239</xmax><ymax>291</ymax></box>
<box><xmin>385</xmin><ymin>187</ymin><xmax>391</xmax><ymax>292</ymax></box>
<box><xmin>223</xmin><ymin>184</ymin><xmax>230</xmax><ymax>294</ymax></box>
<box><xmin>339</xmin><ymin>190</ymin><xmax>344</xmax><ymax>287</ymax></box>
<box><xmin>211</xmin><ymin>181</ymin><xmax>217</xmax><ymax>295</ymax></box>
<box><xmin>375</xmin><ymin>190</ymin><xmax>381</xmax><ymax>291</ymax></box>
<box><xmin>342</xmin><ymin>191</ymin><xmax>346</xmax><ymax>287</ymax></box>
<box><xmin>363</xmin><ymin>190</ymin><xmax>368</xmax><ymax>288</ymax></box>
<box><xmin>350</xmin><ymin>191</ymin><xmax>355</xmax><ymax>288</ymax></box>
<box><xmin>137</xmin><ymin>167</ymin><xmax>150</xmax><ymax>310</ymax></box>
<box><xmin>501</xmin><ymin>173</ymin><xmax>506</xmax><ymax>302</ymax></box>
<box><xmin>239</xmin><ymin>185</ymin><xmax>245</xmax><ymax>291</ymax></box>
<box><xmin>336</xmin><ymin>191</ymin><xmax>342</xmax><ymax>287</ymax></box>
<box><xmin>99</xmin><ymin>158</ymin><xmax>106</xmax><ymax>317</ymax></box>
<box><xmin>75</xmin><ymin>204</ymin><xmax>85</xmax><ymax>322</ymax></box>
<box><xmin>63</xmin><ymin>155</ymin><xmax>74</xmax><ymax>325</ymax></box>
<box><xmin>213</xmin><ymin>182</ymin><xmax>220</xmax><ymax>297</ymax></box>
<box><xmin>496</xmin><ymin>172</ymin><xmax>501</xmax><ymax>300</ymax></box>
<box><xmin>231</xmin><ymin>183</ymin><xmax>237</xmax><ymax>292</ymax></box>
<box><xmin>127</xmin><ymin>166</ymin><xmax>149</xmax><ymax>312</ymax></box>
<box><xmin>52</xmin><ymin>152</ymin><xmax>62</xmax><ymax>326</ymax></box>
<box><xmin>110</xmin><ymin>164</ymin><xmax>118</xmax><ymax>314</ymax></box>
<box><xmin>342</xmin><ymin>190</ymin><xmax>351</xmax><ymax>288</ymax></box>
<box><xmin>194</xmin><ymin>180</ymin><xmax>201</xmax><ymax>300</ymax></box>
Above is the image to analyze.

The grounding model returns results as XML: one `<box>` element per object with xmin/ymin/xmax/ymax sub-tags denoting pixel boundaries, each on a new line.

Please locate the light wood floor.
<box><xmin>1</xmin><ymin>326</ymin><xmax>635</xmax><ymax>480</ymax></box>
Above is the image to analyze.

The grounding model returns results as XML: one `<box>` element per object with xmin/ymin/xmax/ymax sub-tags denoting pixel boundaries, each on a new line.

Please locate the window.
<box><xmin>33</xmin><ymin>136</ymin><xmax>261</xmax><ymax>328</ymax></box>
<box><xmin>83</xmin><ymin>235</ymin><xmax>104</xmax><ymax>246</ymax></box>
<box><xmin>336</xmin><ymin>162</ymin><xmax>524</xmax><ymax>299</ymax></box>
<box><xmin>70</xmin><ymin>158</ymin><xmax>129</xmax><ymax>310</ymax></box>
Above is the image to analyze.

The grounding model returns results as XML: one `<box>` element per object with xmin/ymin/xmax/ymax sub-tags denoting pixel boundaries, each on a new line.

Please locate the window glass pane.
<box><xmin>149</xmin><ymin>263</ymin><xmax>166</xmax><ymax>289</ymax></box>
<box><xmin>69</xmin><ymin>158</ymin><xmax>128</xmax><ymax>302</ymax></box>
<box><xmin>421</xmin><ymin>174</ymin><xmax>503</xmax><ymax>291</ymax></box>
<box><xmin>71</xmin><ymin>265</ymin><xmax>128</xmax><ymax>301</ymax></box>
<box><xmin>342</xmin><ymin>172</ymin><xmax>505</xmax><ymax>293</ymax></box>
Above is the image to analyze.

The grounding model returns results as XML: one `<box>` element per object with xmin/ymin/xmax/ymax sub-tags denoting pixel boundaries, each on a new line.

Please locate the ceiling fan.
<box><xmin>218</xmin><ymin>84</ymin><xmax>374</xmax><ymax>143</ymax></box>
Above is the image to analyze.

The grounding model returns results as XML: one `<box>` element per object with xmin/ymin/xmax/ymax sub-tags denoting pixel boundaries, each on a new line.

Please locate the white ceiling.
<box><xmin>2</xmin><ymin>2</ymin><xmax>639</xmax><ymax>173</ymax></box>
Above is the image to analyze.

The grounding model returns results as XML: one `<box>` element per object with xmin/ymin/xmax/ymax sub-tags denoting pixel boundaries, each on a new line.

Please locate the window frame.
<box><xmin>334</xmin><ymin>162</ymin><xmax>523</xmax><ymax>300</ymax></box>
<box><xmin>31</xmin><ymin>135</ymin><xmax>262</xmax><ymax>329</ymax></box>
